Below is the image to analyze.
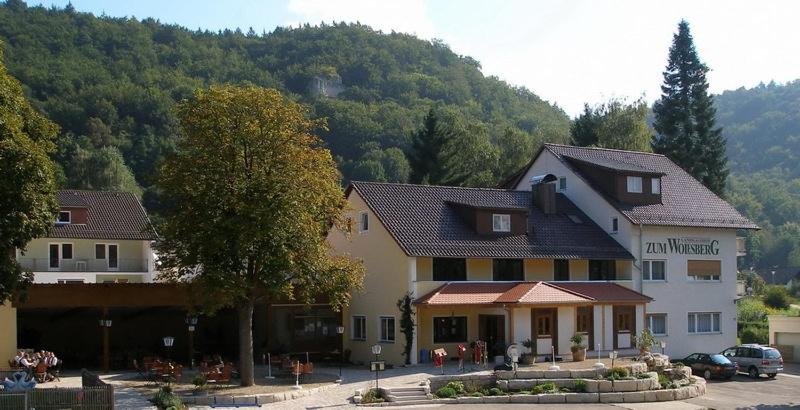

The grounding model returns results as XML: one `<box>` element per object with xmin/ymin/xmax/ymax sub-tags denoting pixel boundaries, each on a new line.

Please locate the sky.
<box><xmin>39</xmin><ymin>0</ymin><xmax>800</xmax><ymax>116</ymax></box>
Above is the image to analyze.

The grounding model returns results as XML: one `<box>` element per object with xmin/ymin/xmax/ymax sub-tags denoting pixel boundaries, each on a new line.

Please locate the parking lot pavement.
<box><xmin>685</xmin><ymin>372</ymin><xmax>800</xmax><ymax>410</ymax></box>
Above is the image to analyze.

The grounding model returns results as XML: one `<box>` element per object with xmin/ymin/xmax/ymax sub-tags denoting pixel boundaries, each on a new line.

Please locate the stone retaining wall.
<box><xmin>183</xmin><ymin>384</ymin><xmax>337</xmax><ymax>406</ymax></box>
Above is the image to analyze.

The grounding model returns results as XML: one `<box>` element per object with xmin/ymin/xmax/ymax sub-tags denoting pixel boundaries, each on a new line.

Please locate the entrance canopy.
<box><xmin>415</xmin><ymin>281</ymin><xmax>651</xmax><ymax>306</ymax></box>
<box><xmin>13</xmin><ymin>283</ymin><xmax>191</xmax><ymax>308</ymax></box>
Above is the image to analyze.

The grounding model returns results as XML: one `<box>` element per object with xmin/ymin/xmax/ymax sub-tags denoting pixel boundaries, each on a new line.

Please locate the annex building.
<box><xmin>328</xmin><ymin>144</ymin><xmax>757</xmax><ymax>365</ymax></box>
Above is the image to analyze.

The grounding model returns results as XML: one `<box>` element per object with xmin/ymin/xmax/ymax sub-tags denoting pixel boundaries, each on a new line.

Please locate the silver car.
<box><xmin>721</xmin><ymin>344</ymin><xmax>783</xmax><ymax>378</ymax></box>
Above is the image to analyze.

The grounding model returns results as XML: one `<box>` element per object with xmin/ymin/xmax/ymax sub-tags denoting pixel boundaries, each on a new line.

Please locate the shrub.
<box><xmin>531</xmin><ymin>382</ymin><xmax>557</xmax><ymax>394</ymax></box>
<box><xmin>658</xmin><ymin>374</ymin><xmax>669</xmax><ymax>388</ymax></box>
<box><xmin>445</xmin><ymin>381</ymin><xmax>465</xmax><ymax>394</ymax></box>
<box><xmin>637</xmin><ymin>373</ymin><xmax>651</xmax><ymax>379</ymax></box>
<box><xmin>573</xmin><ymin>379</ymin><xmax>587</xmax><ymax>392</ymax></box>
<box><xmin>467</xmin><ymin>391</ymin><xmax>484</xmax><ymax>397</ymax></box>
<box><xmin>738</xmin><ymin>297</ymin><xmax>768</xmax><ymax>322</ymax></box>
<box><xmin>607</xmin><ymin>367</ymin><xmax>629</xmax><ymax>380</ymax></box>
<box><xmin>764</xmin><ymin>285</ymin><xmax>791</xmax><ymax>309</ymax></box>
<box><xmin>436</xmin><ymin>387</ymin><xmax>457</xmax><ymax>398</ymax></box>
<box><xmin>673</xmin><ymin>362</ymin><xmax>684</xmax><ymax>369</ymax></box>
<box><xmin>741</xmin><ymin>325</ymin><xmax>768</xmax><ymax>344</ymax></box>
<box><xmin>150</xmin><ymin>386</ymin><xmax>185</xmax><ymax>410</ymax></box>
<box><xmin>487</xmin><ymin>387</ymin><xmax>503</xmax><ymax>396</ymax></box>
<box><xmin>362</xmin><ymin>388</ymin><xmax>384</xmax><ymax>404</ymax></box>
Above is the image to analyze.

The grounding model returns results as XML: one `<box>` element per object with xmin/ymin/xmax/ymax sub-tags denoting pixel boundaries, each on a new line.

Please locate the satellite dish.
<box><xmin>506</xmin><ymin>343</ymin><xmax>521</xmax><ymax>362</ymax></box>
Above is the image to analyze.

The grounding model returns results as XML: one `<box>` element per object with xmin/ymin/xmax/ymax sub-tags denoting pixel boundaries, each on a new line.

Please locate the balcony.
<box><xmin>18</xmin><ymin>258</ymin><xmax>150</xmax><ymax>273</ymax></box>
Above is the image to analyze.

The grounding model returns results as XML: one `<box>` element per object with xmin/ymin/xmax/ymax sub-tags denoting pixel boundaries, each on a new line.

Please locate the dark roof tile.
<box><xmin>51</xmin><ymin>190</ymin><xmax>156</xmax><ymax>240</ymax></box>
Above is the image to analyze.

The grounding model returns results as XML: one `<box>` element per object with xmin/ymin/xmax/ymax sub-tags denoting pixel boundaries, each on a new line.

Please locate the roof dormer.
<box><xmin>446</xmin><ymin>200</ymin><xmax>528</xmax><ymax>235</ymax></box>
<box><xmin>560</xmin><ymin>155</ymin><xmax>664</xmax><ymax>206</ymax></box>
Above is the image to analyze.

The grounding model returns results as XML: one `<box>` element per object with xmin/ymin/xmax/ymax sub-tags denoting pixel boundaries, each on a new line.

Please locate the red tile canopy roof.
<box><xmin>415</xmin><ymin>281</ymin><xmax>651</xmax><ymax>306</ymax></box>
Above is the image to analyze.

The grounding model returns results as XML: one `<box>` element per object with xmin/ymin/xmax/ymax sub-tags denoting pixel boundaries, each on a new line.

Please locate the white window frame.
<box><xmin>626</xmin><ymin>176</ymin><xmax>643</xmax><ymax>193</ymax></box>
<box><xmin>492</xmin><ymin>214</ymin><xmax>511</xmax><ymax>232</ymax></box>
<box><xmin>48</xmin><ymin>242</ymin><xmax>74</xmax><ymax>270</ymax></box>
<box><xmin>688</xmin><ymin>312</ymin><xmax>721</xmax><ymax>334</ymax></box>
<box><xmin>651</xmin><ymin>178</ymin><xmax>661</xmax><ymax>194</ymax></box>
<box><xmin>611</xmin><ymin>217</ymin><xmax>619</xmax><ymax>234</ymax></box>
<box><xmin>378</xmin><ymin>316</ymin><xmax>396</xmax><ymax>343</ymax></box>
<box><xmin>351</xmin><ymin>315</ymin><xmax>366</xmax><ymax>341</ymax></box>
<box><xmin>643</xmin><ymin>260</ymin><xmax>667</xmax><ymax>281</ymax></box>
<box><xmin>558</xmin><ymin>177</ymin><xmax>567</xmax><ymax>191</ymax></box>
<box><xmin>646</xmin><ymin>313</ymin><xmax>668</xmax><ymax>336</ymax></box>
<box><xmin>359</xmin><ymin>211</ymin><xmax>369</xmax><ymax>233</ymax></box>
<box><xmin>56</xmin><ymin>211</ymin><xmax>71</xmax><ymax>224</ymax></box>
<box><xmin>95</xmin><ymin>243</ymin><xmax>120</xmax><ymax>271</ymax></box>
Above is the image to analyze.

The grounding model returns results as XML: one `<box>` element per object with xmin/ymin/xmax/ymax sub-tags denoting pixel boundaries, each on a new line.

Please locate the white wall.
<box><xmin>557</xmin><ymin>306</ymin><xmax>575</xmax><ymax>355</ymax></box>
<box><xmin>513</xmin><ymin>308</ymin><xmax>532</xmax><ymax>353</ymax></box>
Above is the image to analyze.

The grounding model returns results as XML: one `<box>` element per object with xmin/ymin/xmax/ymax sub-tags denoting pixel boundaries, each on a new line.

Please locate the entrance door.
<box><xmin>532</xmin><ymin>308</ymin><xmax>558</xmax><ymax>355</ymax></box>
<box><xmin>478</xmin><ymin>315</ymin><xmax>505</xmax><ymax>357</ymax></box>
<box><xmin>576</xmin><ymin>306</ymin><xmax>594</xmax><ymax>350</ymax></box>
<box><xmin>613</xmin><ymin>306</ymin><xmax>635</xmax><ymax>349</ymax></box>
<box><xmin>49</xmin><ymin>244</ymin><xmax>60</xmax><ymax>269</ymax></box>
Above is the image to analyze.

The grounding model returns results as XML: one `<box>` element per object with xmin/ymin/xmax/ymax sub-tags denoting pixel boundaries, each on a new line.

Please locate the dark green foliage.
<box><xmin>435</xmin><ymin>386</ymin><xmax>457</xmax><ymax>398</ymax></box>
<box><xmin>407</xmin><ymin>108</ymin><xmax>456</xmax><ymax>184</ymax></box>
<box><xmin>361</xmin><ymin>388</ymin><xmax>384</xmax><ymax>404</ymax></box>
<box><xmin>763</xmin><ymin>285</ymin><xmax>791</xmax><ymax>309</ymax></box>
<box><xmin>573</xmin><ymin>379</ymin><xmax>587</xmax><ymax>392</ymax></box>
<box><xmin>531</xmin><ymin>382</ymin><xmax>557</xmax><ymax>394</ymax></box>
<box><xmin>444</xmin><ymin>381</ymin><xmax>465</xmax><ymax>395</ymax></box>
<box><xmin>652</xmin><ymin>20</ymin><xmax>727</xmax><ymax>196</ymax></box>
<box><xmin>571</xmin><ymin>98</ymin><xmax>652</xmax><ymax>152</ymax></box>
<box><xmin>487</xmin><ymin>387</ymin><xmax>503</xmax><ymax>396</ymax></box>
<box><xmin>607</xmin><ymin>367</ymin><xmax>629</xmax><ymax>380</ymax></box>
<box><xmin>0</xmin><ymin>43</ymin><xmax>59</xmax><ymax>301</ymax></box>
<box><xmin>150</xmin><ymin>386</ymin><xmax>185</xmax><ymax>410</ymax></box>
<box><xmin>0</xmin><ymin>2</ymin><xmax>570</xmax><ymax>202</ymax></box>
<box><xmin>740</xmin><ymin>325</ymin><xmax>768</xmax><ymax>344</ymax></box>
<box><xmin>396</xmin><ymin>292</ymin><xmax>416</xmax><ymax>365</ymax></box>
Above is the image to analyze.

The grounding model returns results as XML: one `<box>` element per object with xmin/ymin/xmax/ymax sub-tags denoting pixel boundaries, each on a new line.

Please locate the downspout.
<box><xmin>638</xmin><ymin>223</ymin><xmax>644</xmax><ymax>293</ymax></box>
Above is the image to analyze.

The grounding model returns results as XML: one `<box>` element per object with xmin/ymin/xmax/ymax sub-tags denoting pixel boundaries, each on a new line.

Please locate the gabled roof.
<box><xmin>415</xmin><ymin>281</ymin><xmax>651</xmax><ymax>306</ymax></box>
<box><xmin>348</xmin><ymin>181</ymin><xmax>634</xmax><ymax>260</ymax></box>
<box><xmin>50</xmin><ymin>190</ymin><xmax>157</xmax><ymax>240</ymax></box>
<box><xmin>503</xmin><ymin>144</ymin><xmax>758</xmax><ymax>230</ymax></box>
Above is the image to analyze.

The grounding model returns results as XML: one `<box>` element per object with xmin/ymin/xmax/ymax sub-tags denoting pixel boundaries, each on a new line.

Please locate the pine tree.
<box><xmin>652</xmin><ymin>20</ymin><xmax>728</xmax><ymax>195</ymax></box>
<box><xmin>407</xmin><ymin>108</ymin><xmax>455</xmax><ymax>184</ymax></box>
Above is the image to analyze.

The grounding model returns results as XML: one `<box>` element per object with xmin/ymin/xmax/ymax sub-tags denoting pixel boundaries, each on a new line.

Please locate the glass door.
<box><xmin>108</xmin><ymin>244</ymin><xmax>118</xmax><ymax>270</ymax></box>
<box><xmin>49</xmin><ymin>244</ymin><xmax>60</xmax><ymax>269</ymax></box>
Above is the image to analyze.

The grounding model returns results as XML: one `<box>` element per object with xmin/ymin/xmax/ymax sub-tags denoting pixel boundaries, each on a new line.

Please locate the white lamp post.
<box><xmin>336</xmin><ymin>326</ymin><xmax>345</xmax><ymax>383</ymax></box>
<box><xmin>163</xmin><ymin>336</ymin><xmax>175</xmax><ymax>360</ymax></box>
<box><xmin>609</xmin><ymin>350</ymin><xmax>618</xmax><ymax>369</ymax></box>
<box><xmin>372</xmin><ymin>344</ymin><xmax>382</xmax><ymax>390</ymax></box>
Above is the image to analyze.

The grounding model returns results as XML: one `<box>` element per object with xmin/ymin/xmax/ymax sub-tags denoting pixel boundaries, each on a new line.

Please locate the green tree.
<box><xmin>396</xmin><ymin>293</ymin><xmax>415</xmax><ymax>365</ymax></box>
<box><xmin>763</xmin><ymin>285</ymin><xmax>791</xmax><ymax>309</ymax></box>
<box><xmin>0</xmin><ymin>45</ymin><xmax>59</xmax><ymax>301</ymax></box>
<box><xmin>652</xmin><ymin>20</ymin><xmax>728</xmax><ymax>195</ymax></box>
<box><xmin>407</xmin><ymin>108</ymin><xmax>455</xmax><ymax>184</ymax></box>
<box><xmin>571</xmin><ymin>98</ymin><xmax>652</xmax><ymax>152</ymax></box>
<box><xmin>156</xmin><ymin>86</ymin><xmax>364</xmax><ymax>386</ymax></box>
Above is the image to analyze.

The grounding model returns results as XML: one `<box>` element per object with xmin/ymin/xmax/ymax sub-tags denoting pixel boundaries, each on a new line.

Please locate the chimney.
<box><xmin>530</xmin><ymin>174</ymin><xmax>557</xmax><ymax>215</ymax></box>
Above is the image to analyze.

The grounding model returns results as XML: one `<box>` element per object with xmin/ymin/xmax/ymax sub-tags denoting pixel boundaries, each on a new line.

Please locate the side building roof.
<box><xmin>348</xmin><ymin>181</ymin><xmax>633</xmax><ymax>260</ymax></box>
<box><xmin>51</xmin><ymin>190</ymin><xmax>157</xmax><ymax>241</ymax></box>
<box><xmin>503</xmin><ymin>144</ymin><xmax>758</xmax><ymax>230</ymax></box>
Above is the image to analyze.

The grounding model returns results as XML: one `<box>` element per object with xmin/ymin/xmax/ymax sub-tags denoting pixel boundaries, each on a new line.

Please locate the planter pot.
<box><xmin>571</xmin><ymin>348</ymin><xmax>586</xmax><ymax>362</ymax></box>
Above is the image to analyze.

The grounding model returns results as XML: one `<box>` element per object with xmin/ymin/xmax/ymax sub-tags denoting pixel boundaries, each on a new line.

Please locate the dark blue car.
<box><xmin>677</xmin><ymin>353</ymin><xmax>738</xmax><ymax>380</ymax></box>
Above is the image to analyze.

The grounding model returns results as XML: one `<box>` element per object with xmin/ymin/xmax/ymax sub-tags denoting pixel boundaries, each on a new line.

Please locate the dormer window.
<box><xmin>492</xmin><ymin>214</ymin><xmax>511</xmax><ymax>232</ymax></box>
<box><xmin>651</xmin><ymin>178</ymin><xmax>661</xmax><ymax>194</ymax></box>
<box><xmin>626</xmin><ymin>176</ymin><xmax>643</xmax><ymax>193</ymax></box>
<box><xmin>56</xmin><ymin>211</ymin><xmax>71</xmax><ymax>224</ymax></box>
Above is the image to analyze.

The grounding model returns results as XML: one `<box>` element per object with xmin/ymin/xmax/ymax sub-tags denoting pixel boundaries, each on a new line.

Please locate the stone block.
<box><xmin>516</xmin><ymin>369</ymin><xmax>544</xmax><ymax>378</ymax></box>
<box><xmin>565</xmin><ymin>393</ymin><xmax>599</xmax><ymax>403</ymax></box>
<box><xmin>622</xmin><ymin>391</ymin><xmax>645</xmax><ymax>402</ymax></box>
<box><xmin>636</xmin><ymin>379</ymin><xmax>652</xmax><ymax>391</ymax></box>
<box><xmin>585</xmin><ymin>380</ymin><xmax>599</xmax><ymax>393</ymax></box>
<box><xmin>508</xmin><ymin>380</ymin><xmax>535</xmax><ymax>391</ymax></box>
<box><xmin>496</xmin><ymin>380</ymin><xmax>509</xmax><ymax>391</ymax></box>
<box><xmin>550</xmin><ymin>379</ymin><xmax>574</xmax><ymax>388</ymax></box>
<box><xmin>457</xmin><ymin>396</ymin><xmax>484</xmax><ymax>404</ymax></box>
<box><xmin>599</xmin><ymin>392</ymin><xmax>624</xmax><ymax>403</ymax></box>
<box><xmin>495</xmin><ymin>370</ymin><xmax>515</xmax><ymax>380</ymax></box>
<box><xmin>613</xmin><ymin>379</ymin><xmax>638</xmax><ymax>392</ymax></box>
<box><xmin>643</xmin><ymin>390</ymin><xmax>659</xmax><ymax>402</ymax></box>
<box><xmin>598</xmin><ymin>380</ymin><xmax>613</xmax><ymax>392</ymax></box>
<box><xmin>675</xmin><ymin>386</ymin><xmax>693</xmax><ymax>400</ymax></box>
<box><xmin>510</xmin><ymin>394</ymin><xmax>538</xmax><ymax>403</ymax></box>
<box><xmin>483</xmin><ymin>395</ymin><xmax>510</xmax><ymax>404</ymax></box>
<box><xmin>543</xmin><ymin>370</ymin><xmax>570</xmax><ymax>379</ymax></box>
<box><xmin>655</xmin><ymin>389</ymin><xmax>675</xmax><ymax>401</ymax></box>
<box><xmin>538</xmin><ymin>393</ymin><xmax>566</xmax><ymax>403</ymax></box>
<box><xmin>570</xmin><ymin>369</ymin><xmax>598</xmax><ymax>378</ymax></box>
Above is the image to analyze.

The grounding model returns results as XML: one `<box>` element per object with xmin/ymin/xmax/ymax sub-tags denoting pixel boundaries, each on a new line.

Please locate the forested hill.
<box><xmin>718</xmin><ymin>81</ymin><xmax>800</xmax><ymax>270</ymax></box>
<box><xmin>0</xmin><ymin>0</ymin><xmax>570</xmax><ymax>208</ymax></box>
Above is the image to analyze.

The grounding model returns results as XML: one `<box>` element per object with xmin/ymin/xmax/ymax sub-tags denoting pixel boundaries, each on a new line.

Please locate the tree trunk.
<box><xmin>238</xmin><ymin>299</ymin><xmax>255</xmax><ymax>387</ymax></box>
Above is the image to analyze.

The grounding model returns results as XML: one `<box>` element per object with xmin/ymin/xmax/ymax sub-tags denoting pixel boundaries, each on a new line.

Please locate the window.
<box><xmin>57</xmin><ymin>279</ymin><xmax>84</xmax><ymax>284</ymax></box>
<box><xmin>611</xmin><ymin>217</ymin><xmax>619</xmax><ymax>233</ymax></box>
<box><xmin>687</xmin><ymin>260</ymin><xmax>721</xmax><ymax>281</ymax></box>
<box><xmin>554</xmin><ymin>259</ymin><xmax>570</xmax><ymax>281</ymax></box>
<box><xmin>589</xmin><ymin>260</ymin><xmax>616</xmax><ymax>280</ymax></box>
<box><xmin>493</xmin><ymin>259</ymin><xmax>523</xmax><ymax>281</ymax></box>
<box><xmin>49</xmin><ymin>243</ymin><xmax>73</xmax><ymax>269</ymax></box>
<box><xmin>351</xmin><ymin>315</ymin><xmax>366</xmax><ymax>340</ymax></box>
<box><xmin>536</xmin><ymin>315</ymin><xmax>552</xmax><ymax>336</ymax></box>
<box><xmin>379</xmin><ymin>316</ymin><xmax>395</xmax><ymax>343</ymax></box>
<box><xmin>688</xmin><ymin>312</ymin><xmax>720</xmax><ymax>334</ymax></box>
<box><xmin>492</xmin><ymin>214</ymin><xmax>511</xmax><ymax>232</ymax></box>
<box><xmin>56</xmin><ymin>211</ymin><xmax>71</xmax><ymax>224</ymax></box>
<box><xmin>646</xmin><ymin>313</ymin><xmax>667</xmax><ymax>336</ymax></box>
<box><xmin>433</xmin><ymin>316</ymin><xmax>467</xmax><ymax>343</ymax></box>
<box><xmin>643</xmin><ymin>260</ymin><xmax>666</xmax><ymax>281</ymax></box>
<box><xmin>558</xmin><ymin>177</ymin><xmax>567</xmax><ymax>191</ymax></box>
<box><xmin>626</xmin><ymin>176</ymin><xmax>643</xmax><ymax>193</ymax></box>
<box><xmin>95</xmin><ymin>244</ymin><xmax>106</xmax><ymax>259</ymax></box>
<box><xmin>359</xmin><ymin>211</ymin><xmax>369</xmax><ymax>233</ymax></box>
<box><xmin>61</xmin><ymin>244</ymin><xmax>73</xmax><ymax>259</ymax></box>
<box><xmin>651</xmin><ymin>178</ymin><xmax>661</xmax><ymax>194</ymax></box>
<box><xmin>433</xmin><ymin>258</ymin><xmax>467</xmax><ymax>281</ymax></box>
<box><xmin>576</xmin><ymin>306</ymin><xmax>592</xmax><ymax>334</ymax></box>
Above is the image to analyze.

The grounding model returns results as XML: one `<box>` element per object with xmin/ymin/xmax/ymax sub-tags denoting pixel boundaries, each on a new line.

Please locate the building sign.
<box><xmin>645</xmin><ymin>237</ymin><xmax>719</xmax><ymax>256</ymax></box>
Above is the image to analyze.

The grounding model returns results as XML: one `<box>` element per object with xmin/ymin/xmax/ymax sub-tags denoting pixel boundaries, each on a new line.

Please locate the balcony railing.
<box><xmin>18</xmin><ymin>258</ymin><xmax>149</xmax><ymax>272</ymax></box>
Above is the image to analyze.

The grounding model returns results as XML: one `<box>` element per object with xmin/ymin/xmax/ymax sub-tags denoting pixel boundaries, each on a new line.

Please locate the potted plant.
<box><xmin>192</xmin><ymin>373</ymin><xmax>209</xmax><ymax>396</ymax></box>
<box><xmin>520</xmin><ymin>338</ymin><xmax>536</xmax><ymax>365</ymax></box>
<box><xmin>570</xmin><ymin>333</ymin><xmax>587</xmax><ymax>362</ymax></box>
<box><xmin>634</xmin><ymin>328</ymin><xmax>656</xmax><ymax>355</ymax></box>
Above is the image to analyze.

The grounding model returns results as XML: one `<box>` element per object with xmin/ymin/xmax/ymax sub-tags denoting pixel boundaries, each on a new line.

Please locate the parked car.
<box><xmin>721</xmin><ymin>344</ymin><xmax>783</xmax><ymax>378</ymax></box>
<box><xmin>675</xmin><ymin>353</ymin><xmax>738</xmax><ymax>380</ymax></box>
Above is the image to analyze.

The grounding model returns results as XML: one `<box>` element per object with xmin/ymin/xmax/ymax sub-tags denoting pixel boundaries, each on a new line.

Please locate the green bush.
<box><xmin>741</xmin><ymin>325</ymin><xmax>769</xmax><ymax>344</ymax></box>
<box><xmin>436</xmin><ymin>387</ymin><xmax>457</xmax><ymax>398</ymax></box>
<box><xmin>467</xmin><ymin>391</ymin><xmax>484</xmax><ymax>397</ymax></box>
<box><xmin>444</xmin><ymin>381</ymin><xmax>465</xmax><ymax>395</ymax></box>
<box><xmin>658</xmin><ymin>374</ymin><xmax>669</xmax><ymax>388</ymax></box>
<box><xmin>607</xmin><ymin>367</ymin><xmax>629</xmax><ymax>380</ymax></box>
<box><xmin>150</xmin><ymin>386</ymin><xmax>185</xmax><ymax>410</ymax></box>
<box><xmin>361</xmin><ymin>388</ymin><xmax>384</xmax><ymax>404</ymax></box>
<box><xmin>488</xmin><ymin>387</ymin><xmax>503</xmax><ymax>396</ymax></box>
<box><xmin>573</xmin><ymin>379</ymin><xmax>587</xmax><ymax>392</ymax></box>
<box><xmin>764</xmin><ymin>285</ymin><xmax>791</xmax><ymax>309</ymax></box>
<box><xmin>637</xmin><ymin>373</ymin><xmax>651</xmax><ymax>379</ymax></box>
<box><xmin>531</xmin><ymin>382</ymin><xmax>557</xmax><ymax>394</ymax></box>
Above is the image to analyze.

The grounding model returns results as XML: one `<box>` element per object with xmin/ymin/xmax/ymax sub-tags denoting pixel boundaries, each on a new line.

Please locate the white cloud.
<box><xmin>286</xmin><ymin>0</ymin><xmax>436</xmax><ymax>39</ymax></box>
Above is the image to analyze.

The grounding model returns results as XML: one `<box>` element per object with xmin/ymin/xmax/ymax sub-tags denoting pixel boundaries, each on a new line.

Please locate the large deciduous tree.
<box><xmin>0</xmin><ymin>46</ymin><xmax>59</xmax><ymax>301</ymax></box>
<box><xmin>571</xmin><ymin>98</ymin><xmax>652</xmax><ymax>152</ymax></box>
<box><xmin>652</xmin><ymin>20</ymin><xmax>728</xmax><ymax>195</ymax></box>
<box><xmin>156</xmin><ymin>86</ymin><xmax>364</xmax><ymax>387</ymax></box>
